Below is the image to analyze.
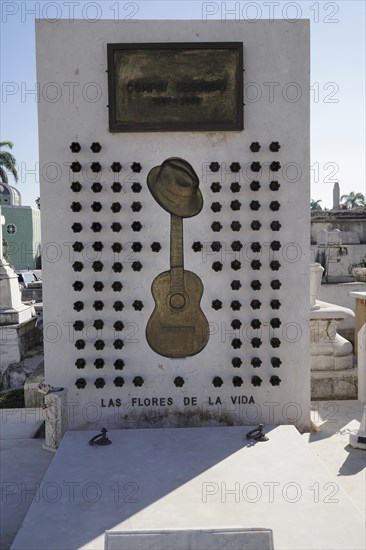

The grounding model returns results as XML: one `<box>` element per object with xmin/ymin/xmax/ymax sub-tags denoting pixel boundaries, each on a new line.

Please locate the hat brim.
<box><xmin>147</xmin><ymin>165</ymin><xmax>203</xmax><ymax>218</ymax></box>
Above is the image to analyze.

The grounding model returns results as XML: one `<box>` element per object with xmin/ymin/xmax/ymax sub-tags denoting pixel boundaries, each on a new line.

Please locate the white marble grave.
<box><xmin>36</xmin><ymin>19</ymin><xmax>311</xmax><ymax>430</ymax></box>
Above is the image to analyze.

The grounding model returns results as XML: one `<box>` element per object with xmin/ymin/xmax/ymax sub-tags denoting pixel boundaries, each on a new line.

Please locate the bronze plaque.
<box><xmin>107</xmin><ymin>42</ymin><xmax>243</xmax><ymax>132</ymax></box>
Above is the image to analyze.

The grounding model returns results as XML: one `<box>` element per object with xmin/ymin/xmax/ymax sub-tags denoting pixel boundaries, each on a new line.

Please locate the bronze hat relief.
<box><xmin>147</xmin><ymin>157</ymin><xmax>203</xmax><ymax>218</ymax></box>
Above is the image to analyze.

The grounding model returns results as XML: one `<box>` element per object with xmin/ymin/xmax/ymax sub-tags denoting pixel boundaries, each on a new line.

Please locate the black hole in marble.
<box><xmin>73</xmin><ymin>241</ymin><xmax>84</xmax><ymax>252</ymax></box>
<box><xmin>174</xmin><ymin>377</ymin><xmax>185</xmax><ymax>387</ymax></box>
<box><xmin>131</xmin><ymin>162</ymin><xmax>142</xmax><ymax>173</ymax></box>
<box><xmin>230</xmin><ymin>182</ymin><xmax>241</xmax><ymax>193</ymax></box>
<box><xmin>91</xmin><ymin>222</ymin><xmax>102</xmax><ymax>232</ymax></box>
<box><xmin>112</xmin><ymin>182</ymin><xmax>122</xmax><ymax>192</ymax></box>
<box><xmin>212</xmin><ymin>376</ymin><xmax>223</xmax><ymax>387</ymax></box>
<box><xmin>269</xmin><ymin>161</ymin><xmax>281</xmax><ymax>172</ymax></box>
<box><xmin>270</xmin><ymin>261</ymin><xmax>281</xmax><ymax>271</ymax></box>
<box><xmin>231</xmin><ymin>280</ymin><xmax>242</xmax><ymax>290</ymax></box>
<box><xmin>250</xmin><ymin>280</ymin><xmax>262</xmax><ymax>291</ymax></box>
<box><xmin>251</xmin><ymin>337</ymin><xmax>262</xmax><ymax>348</ymax></box>
<box><xmin>211</xmin><ymin>202</ymin><xmax>222</xmax><ymax>212</ymax></box>
<box><xmin>269</xmin><ymin>141</ymin><xmax>281</xmax><ymax>152</ymax></box>
<box><xmin>90</xmin><ymin>142</ymin><xmax>102</xmax><ymax>153</ymax></box>
<box><xmin>270</xmin><ymin>375</ymin><xmax>281</xmax><ymax>386</ymax></box>
<box><xmin>133</xmin><ymin>376</ymin><xmax>144</xmax><ymax>387</ymax></box>
<box><xmin>71</xmin><ymin>181</ymin><xmax>82</xmax><ymax>192</ymax></box>
<box><xmin>75</xmin><ymin>358</ymin><xmax>86</xmax><ymax>369</ymax></box>
<box><xmin>131</xmin><ymin>182</ymin><xmax>142</xmax><ymax>193</ymax></box>
<box><xmin>71</xmin><ymin>202</ymin><xmax>81</xmax><ymax>212</ymax></box>
<box><xmin>250</xmin><ymin>142</ymin><xmax>261</xmax><ymax>153</ymax></box>
<box><xmin>114</xmin><ymin>359</ymin><xmax>125</xmax><ymax>370</ymax></box>
<box><xmin>131</xmin><ymin>221</ymin><xmax>142</xmax><ymax>231</ymax></box>
<box><xmin>230</xmin><ymin>221</ymin><xmax>241</xmax><ymax>232</ymax></box>
<box><xmin>230</xmin><ymin>162</ymin><xmax>241</xmax><ymax>173</ymax></box>
<box><xmin>270</xmin><ymin>337</ymin><xmax>281</xmax><ymax>348</ymax></box>
<box><xmin>91</xmin><ymin>162</ymin><xmax>101</xmax><ymax>173</ymax></box>
<box><xmin>71</xmin><ymin>223</ymin><xmax>82</xmax><ymax>233</ymax></box>
<box><xmin>269</xmin><ymin>181</ymin><xmax>281</xmax><ymax>191</ymax></box>
<box><xmin>70</xmin><ymin>142</ymin><xmax>81</xmax><ymax>153</ymax></box>
<box><xmin>72</xmin><ymin>321</ymin><xmax>85</xmax><ymax>331</ymax></box>
<box><xmin>112</xmin><ymin>282</ymin><xmax>123</xmax><ymax>292</ymax></box>
<box><xmin>233</xmin><ymin>376</ymin><xmax>243</xmax><ymax>387</ymax></box>
<box><xmin>111</xmin><ymin>162</ymin><xmax>122</xmax><ymax>173</ymax></box>
<box><xmin>75</xmin><ymin>378</ymin><xmax>86</xmax><ymax>388</ymax></box>
<box><xmin>209</xmin><ymin>162</ymin><xmax>220</xmax><ymax>173</ymax></box>
<box><xmin>91</xmin><ymin>182</ymin><xmax>103</xmax><ymax>193</ymax></box>
<box><xmin>111</xmin><ymin>242</ymin><xmax>123</xmax><ymax>253</ymax></box>
<box><xmin>251</xmin><ymin>162</ymin><xmax>261</xmax><ymax>173</ymax></box>
<box><xmin>71</xmin><ymin>161</ymin><xmax>81</xmax><ymax>173</ymax></box>
<box><xmin>94</xmin><ymin>377</ymin><xmax>105</xmax><ymax>388</ymax></box>
<box><xmin>111</xmin><ymin>202</ymin><xmax>122</xmax><ymax>213</ymax></box>
<box><xmin>114</xmin><ymin>339</ymin><xmax>124</xmax><ymax>350</ymax></box>
<box><xmin>94</xmin><ymin>358</ymin><xmax>105</xmax><ymax>369</ymax></box>
<box><xmin>111</xmin><ymin>222</ymin><xmax>122</xmax><ymax>232</ymax></box>
<box><xmin>94</xmin><ymin>340</ymin><xmax>105</xmax><ymax>350</ymax></box>
<box><xmin>93</xmin><ymin>281</ymin><xmax>104</xmax><ymax>292</ymax></box>
<box><xmin>92</xmin><ymin>241</ymin><xmax>104</xmax><ymax>252</ymax></box>
<box><xmin>212</xmin><ymin>261</ymin><xmax>223</xmax><ymax>272</ymax></box>
<box><xmin>210</xmin><ymin>181</ymin><xmax>221</xmax><ymax>193</ymax></box>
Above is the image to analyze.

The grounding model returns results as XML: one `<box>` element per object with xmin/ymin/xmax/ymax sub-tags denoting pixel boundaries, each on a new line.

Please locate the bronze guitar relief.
<box><xmin>146</xmin><ymin>157</ymin><xmax>209</xmax><ymax>358</ymax></box>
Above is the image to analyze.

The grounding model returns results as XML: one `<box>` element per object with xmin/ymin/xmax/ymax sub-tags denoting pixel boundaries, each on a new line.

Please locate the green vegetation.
<box><xmin>0</xmin><ymin>141</ymin><xmax>18</xmax><ymax>184</ymax></box>
<box><xmin>310</xmin><ymin>199</ymin><xmax>322</xmax><ymax>211</ymax></box>
<box><xmin>0</xmin><ymin>389</ymin><xmax>25</xmax><ymax>408</ymax></box>
<box><xmin>340</xmin><ymin>192</ymin><xmax>366</xmax><ymax>209</ymax></box>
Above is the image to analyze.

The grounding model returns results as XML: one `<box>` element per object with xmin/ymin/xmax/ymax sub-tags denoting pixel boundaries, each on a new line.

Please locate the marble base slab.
<box><xmin>105</xmin><ymin>528</ymin><xmax>273</xmax><ymax>550</ymax></box>
<box><xmin>11</xmin><ymin>426</ymin><xmax>366</xmax><ymax>550</ymax></box>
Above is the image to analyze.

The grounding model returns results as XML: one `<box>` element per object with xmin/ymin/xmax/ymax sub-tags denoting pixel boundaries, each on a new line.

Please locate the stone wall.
<box><xmin>311</xmin><ymin>210</ymin><xmax>366</xmax><ymax>245</ymax></box>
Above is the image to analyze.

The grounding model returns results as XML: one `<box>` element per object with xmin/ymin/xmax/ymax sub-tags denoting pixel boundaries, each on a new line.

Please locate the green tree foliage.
<box><xmin>0</xmin><ymin>141</ymin><xmax>18</xmax><ymax>184</ymax></box>
<box><xmin>310</xmin><ymin>199</ymin><xmax>323</xmax><ymax>211</ymax></box>
<box><xmin>340</xmin><ymin>192</ymin><xmax>366</xmax><ymax>209</ymax></box>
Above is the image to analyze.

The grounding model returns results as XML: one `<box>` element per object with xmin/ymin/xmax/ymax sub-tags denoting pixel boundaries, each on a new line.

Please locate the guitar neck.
<box><xmin>170</xmin><ymin>214</ymin><xmax>184</xmax><ymax>292</ymax></box>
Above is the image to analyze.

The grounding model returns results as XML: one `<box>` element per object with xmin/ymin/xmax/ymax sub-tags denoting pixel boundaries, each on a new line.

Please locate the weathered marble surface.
<box><xmin>11</xmin><ymin>426</ymin><xmax>365</xmax><ymax>550</ymax></box>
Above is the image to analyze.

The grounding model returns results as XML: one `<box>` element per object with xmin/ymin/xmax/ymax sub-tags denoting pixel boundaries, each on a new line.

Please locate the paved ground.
<box><xmin>0</xmin><ymin>401</ymin><xmax>365</xmax><ymax>550</ymax></box>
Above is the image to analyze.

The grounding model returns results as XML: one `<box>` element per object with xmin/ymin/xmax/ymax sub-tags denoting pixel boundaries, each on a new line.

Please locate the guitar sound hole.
<box><xmin>170</xmin><ymin>293</ymin><xmax>186</xmax><ymax>309</ymax></box>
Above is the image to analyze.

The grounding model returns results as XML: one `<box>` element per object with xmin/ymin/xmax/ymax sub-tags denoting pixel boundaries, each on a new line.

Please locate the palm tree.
<box><xmin>310</xmin><ymin>199</ymin><xmax>323</xmax><ymax>211</ymax></box>
<box><xmin>0</xmin><ymin>141</ymin><xmax>18</xmax><ymax>184</ymax></box>
<box><xmin>340</xmin><ymin>192</ymin><xmax>365</xmax><ymax>209</ymax></box>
